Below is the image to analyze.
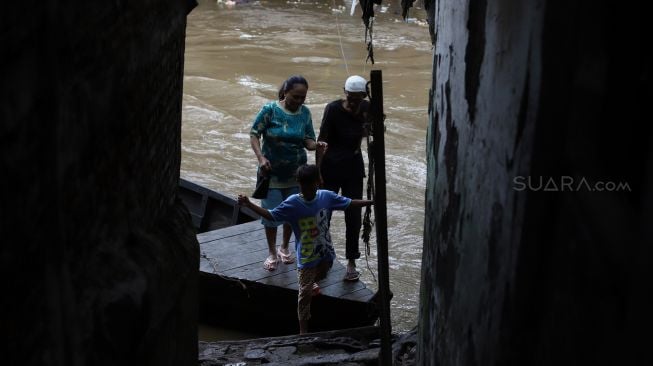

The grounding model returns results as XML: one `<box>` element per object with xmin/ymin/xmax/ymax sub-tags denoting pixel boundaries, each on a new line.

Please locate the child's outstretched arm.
<box><xmin>237</xmin><ymin>194</ymin><xmax>274</xmax><ymax>221</ymax></box>
<box><xmin>349</xmin><ymin>199</ymin><xmax>374</xmax><ymax>208</ymax></box>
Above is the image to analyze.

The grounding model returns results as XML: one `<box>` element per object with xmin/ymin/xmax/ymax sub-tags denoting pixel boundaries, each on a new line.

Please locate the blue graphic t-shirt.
<box><xmin>250</xmin><ymin>101</ymin><xmax>316</xmax><ymax>187</ymax></box>
<box><xmin>268</xmin><ymin>190</ymin><xmax>351</xmax><ymax>269</ymax></box>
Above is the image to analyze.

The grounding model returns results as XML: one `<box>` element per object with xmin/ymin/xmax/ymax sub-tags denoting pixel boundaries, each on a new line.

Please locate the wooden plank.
<box><xmin>199</xmin><ymin>257</ymin><xmax>217</xmax><ymax>273</ymax></box>
<box><xmin>320</xmin><ymin>278</ymin><xmax>367</xmax><ymax>298</ymax></box>
<box><xmin>340</xmin><ymin>287</ymin><xmax>376</xmax><ymax>302</ymax></box>
<box><xmin>282</xmin><ymin>264</ymin><xmax>346</xmax><ymax>289</ymax></box>
<box><xmin>200</xmin><ymin>229</ymin><xmax>288</xmax><ymax>273</ymax></box>
<box><xmin>229</xmin><ymin>203</ymin><xmax>241</xmax><ymax>225</ymax></box>
<box><xmin>201</xmin><ymin>247</ymin><xmax>268</xmax><ymax>274</ymax></box>
<box><xmin>197</xmin><ymin>220</ymin><xmax>262</xmax><ymax>243</ymax></box>
<box><xmin>221</xmin><ymin>252</ymin><xmax>370</xmax><ymax>303</ymax></box>
<box><xmin>256</xmin><ymin>265</ymin><xmax>299</xmax><ymax>287</ymax></box>
<box><xmin>200</xmin><ymin>231</ymin><xmax>288</xmax><ymax>271</ymax></box>
<box><xmin>199</xmin><ymin>221</ymin><xmax>376</xmax><ymax>305</ymax></box>
<box><xmin>222</xmin><ymin>258</ymin><xmax>297</xmax><ymax>282</ymax></box>
<box><xmin>200</xmin><ymin>235</ymin><xmax>269</xmax><ymax>261</ymax></box>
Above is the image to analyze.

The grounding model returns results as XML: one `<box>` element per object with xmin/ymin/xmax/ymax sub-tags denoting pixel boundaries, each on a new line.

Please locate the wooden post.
<box><xmin>370</xmin><ymin>69</ymin><xmax>392</xmax><ymax>365</ymax></box>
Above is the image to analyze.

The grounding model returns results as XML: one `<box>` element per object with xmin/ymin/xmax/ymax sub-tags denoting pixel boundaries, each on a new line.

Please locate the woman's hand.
<box><xmin>316</xmin><ymin>141</ymin><xmax>328</xmax><ymax>155</ymax></box>
<box><xmin>258</xmin><ymin>157</ymin><xmax>272</xmax><ymax>172</ymax></box>
<box><xmin>304</xmin><ymin>138</ymin><xmax>327</xmax><ymax>152</ymax></box>
<box><xmin>250</xmin><ymin>135</ymin><xmax>271</xmax><ymax>172</ymax></box>
<box><xmin>315</xmin><ymin>140</ymin><xmax>328</xmax><ymax>167</ymax></box>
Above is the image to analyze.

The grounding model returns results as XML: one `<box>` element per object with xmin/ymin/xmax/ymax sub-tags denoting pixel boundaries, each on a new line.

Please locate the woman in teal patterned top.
<box><xmin>249</xmin><ymin>75</ymin><xmax>328</xmax><ymax>271</ymax></box>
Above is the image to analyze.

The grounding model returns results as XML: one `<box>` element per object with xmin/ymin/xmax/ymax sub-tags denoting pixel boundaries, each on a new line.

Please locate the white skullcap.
<box><xmin>344</xmin><ymin>75</ymin><xmax>367</xmax><ymax>92</ymax></box>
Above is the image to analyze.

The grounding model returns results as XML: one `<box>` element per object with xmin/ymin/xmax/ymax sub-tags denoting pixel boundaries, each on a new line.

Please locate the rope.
<box><xmin>365</xmin><ymin>16</ymin><xmax>375</xmax><ymax>65</ymax></box>
<box><xmin>333</xmin><ymin>0</ymin><xmax>350</xmax><ymax>75</ymax></box>
<box><xmin>200</xmin><ymin>252</ymin><xmax>250</xmax><ymax>294</ymax></box>
<box><xmin>333</xmin><ymin>0</ymin><xmax>375</xmax><ymax>76</ymax></box>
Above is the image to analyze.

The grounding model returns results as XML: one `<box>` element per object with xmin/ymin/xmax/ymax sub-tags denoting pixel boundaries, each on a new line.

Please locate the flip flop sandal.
<box><xmin>263</xmin><ymin>255</ymin><xmax>278</xmax><ymax>271</ymax></box>
<box><xmin>343</xmin><ymin>269</ymin><xmax>360</xmax><ymax>282</ymax></box>
<box><xmin>277</xmin><ymin>248</ymin><xmax>295</xmax><ymax>264</ymax></box>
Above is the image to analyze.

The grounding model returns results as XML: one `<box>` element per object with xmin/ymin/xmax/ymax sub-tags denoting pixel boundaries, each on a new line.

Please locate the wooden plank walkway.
<box><xmin>198</xmin><ymin>220</ymin><xmax>376</xmax><ymax>302</ymax></box>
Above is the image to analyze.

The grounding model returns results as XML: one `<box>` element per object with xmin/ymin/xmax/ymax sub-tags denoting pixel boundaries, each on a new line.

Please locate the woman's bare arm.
<box><xmin>250</xmin><ymin>135</ymin><xmax>271</xmax><ymax>171</ymax></box>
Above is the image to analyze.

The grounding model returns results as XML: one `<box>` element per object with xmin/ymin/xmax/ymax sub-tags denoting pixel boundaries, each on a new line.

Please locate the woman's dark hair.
<box><xmin>278</xmin><ymin>75</ymin><xmax>308</xmax><ymax>100</ymax></box>
<box><xmin>295</xmin><ymin>164</ymin><xmax>320</xmax><ymax>185</ymax></box>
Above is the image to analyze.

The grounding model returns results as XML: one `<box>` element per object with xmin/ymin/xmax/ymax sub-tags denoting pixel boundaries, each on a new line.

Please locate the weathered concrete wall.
<box><xmin>419</xmin><ymin>0</ymin><xmax>651</xmax><ymax>364</ymax></box>
<box><xmin>2</xmin><ymin>1</ymin><xmax>199</xmax><ymax>365</ymax></box>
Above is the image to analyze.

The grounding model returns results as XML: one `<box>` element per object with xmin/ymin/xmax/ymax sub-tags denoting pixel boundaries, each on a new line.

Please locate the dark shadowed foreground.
<box><xmin>198</xmin><ymin>326</ymin><xmax>418</xmax><ymax>365</ymax></box>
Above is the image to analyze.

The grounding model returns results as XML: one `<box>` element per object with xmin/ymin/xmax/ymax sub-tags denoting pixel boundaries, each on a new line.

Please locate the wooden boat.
<box><xmin>178</xmin><ymin>177</ymin><xmax>259</xmax><ymax>231</ymax></box>
<box><xmin>178</xmin><ymin>178</ymin><xmax>381</xmax><ymax>336</ymax></box>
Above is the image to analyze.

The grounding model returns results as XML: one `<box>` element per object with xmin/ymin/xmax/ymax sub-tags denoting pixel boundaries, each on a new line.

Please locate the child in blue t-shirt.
<box><xmin>238</xmin><ymin>164</ymin><xmax>373</xmax><ymax>334</ymax></box>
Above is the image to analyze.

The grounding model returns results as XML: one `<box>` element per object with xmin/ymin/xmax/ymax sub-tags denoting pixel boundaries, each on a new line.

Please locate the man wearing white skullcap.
<box><xmin>316</xmin><ymin>75</ymin><xmax>370</xmax><ymax>282</ymax></box>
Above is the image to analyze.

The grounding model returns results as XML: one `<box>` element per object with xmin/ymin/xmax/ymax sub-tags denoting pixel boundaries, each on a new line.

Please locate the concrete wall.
<box><xmin>2</xmin><ymin>1</ymin><xmax>199</xmax><ymax>365</ymax></box>
<box><xmin>418</xmin><ymin>0</ymin><xmax>651</xmax><ymax>364</ymax></box>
